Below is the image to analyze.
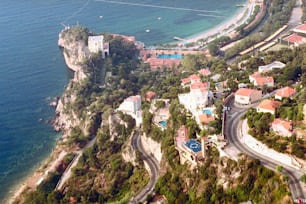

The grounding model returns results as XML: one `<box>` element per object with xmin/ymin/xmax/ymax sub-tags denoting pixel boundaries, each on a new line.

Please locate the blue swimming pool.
<box><xmin>157</xmin><ymin>54</ymin><xmax>183</xmax><ymax>59</ymax></box>
<box><xmin>159</xmin><ymin>121</ymin><xmax>167</xmax><ymax>128</ymax></box>
<box><xmin>202</xmin><ymin>109</ymin><xmax>212</xmax><ymax>115</ymax></box>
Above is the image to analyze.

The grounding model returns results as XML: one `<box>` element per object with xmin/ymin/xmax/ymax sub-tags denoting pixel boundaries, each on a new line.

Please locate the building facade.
<box><xmin>88</xmin><ymin>35</ymin><xmax>109</xmax><ymax>58</ymax></box>
<box><xmin>235</xmin><ymin>88</ymin><xmax>262</xmax><ymax>105</ymax></box>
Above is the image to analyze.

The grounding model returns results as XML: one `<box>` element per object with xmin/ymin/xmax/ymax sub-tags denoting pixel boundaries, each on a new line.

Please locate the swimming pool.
<box><xmin>159</xmin><ymin>121</ymin><xmax>167</xmax><ymax>128</ymax></box>
<box><xmin>202</xmin><ymin>109</ymin><xmax>212</xmax><ymax>115</ymax></box>
<box><xmin>157</xmin><ymin>54</ymin><xmax>183</xmax><ymax>59</ymax></box>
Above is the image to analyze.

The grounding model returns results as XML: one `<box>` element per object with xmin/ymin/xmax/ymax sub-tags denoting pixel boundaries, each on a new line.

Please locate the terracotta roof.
<box><xmin>294</xmin><ymin>24</ymin><xmax>306</xmax><ymax>31</ymax></box>
<box><xmin>181</xmin><ymin>74</ymin><xmax>201</xmax><ymax>85</ymax></box>
<box><xmin>190</xmin><ymin>82</ymin><xmax>209</xmax><ymax>90</ymax></box>
<box><xmin>199</xmin><ymin>114</ymin><xmax>214</xmax><ymax>124</ymax></box>
<box><xmin>181</xmin><ymin>77</ymin><xmax>191</xmax><ymax>85</ymax></box>
<box><xmin>250</xmin><ymin>72</ymin><xmax>262</xmax><ymax>78</ymax></box>
<box><xmin>198</xmin><ymin>68</ymin><xmax>211</xmax><ymax>76</ymax></box>
<box><xmin>275</xmin><ymin>87</ymin><xmax>296</xmax><ymax>98</ymax></box>
<box><xmin>254</xmin><ymin>76</ymin><xmax>274</xmax><ymax>86</ymax></box>
<box><xmin>257</xmin><ymin>99</ymin><xmax>281</xmax><ymax>111</ymax></box>
<box><xmin>235</xmin><ymin>88</ymin><xmax>260</xmax><ymax>97</ymax></box>
<box><xmin>283</xmin><ymin>34</ymin><xmax>306</xmax><ymax>43</ymax></box>
<box><xmin>189</xmin><ymin>74</ymin><xmax>201</xmax><ymax>80</ymax></box>
<box><xmin>145</xmin><ymin>91</ymin><xmax>156</xmax><ymax>101</ymax></box>
<box><xmin>272</xmin><ymin>119</ymin><xmax>292</xmax><ymax>131</ymax></box>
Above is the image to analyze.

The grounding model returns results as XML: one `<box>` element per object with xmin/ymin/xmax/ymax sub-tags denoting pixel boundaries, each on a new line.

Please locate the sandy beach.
<box><xmin>184</xmin><ymin>0</ymin><xmax>255</xmax><ymax>44</ymax></box>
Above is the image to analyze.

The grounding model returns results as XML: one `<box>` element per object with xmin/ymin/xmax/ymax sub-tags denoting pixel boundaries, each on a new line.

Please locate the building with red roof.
<box><xmin>145</xmin><ymin>91</ymin><xmax>156</xmax><ymax>102</ymax></box>
<box><xmin>256</xmin><ymin>99</ymin><xmax>281</xmax><ymax>115</ymax></box>
<box><xmin>293</xmin><ymin>24</ymin><xmax>306</xmax><ymax>35</ymax></box>
<box><xmin>235</xmin><ymin>88</ymin><xmax>262</xmax><ymax>105</ymax></box>
<box><xmin>271</xmin><ymin>119</ymin><xmax>293</xmax><ymax>137</ymax></box>
<box><xmin>249</xmin><ymin>72</ymin><xmax>274</xmax><ymax>88</ymax></box>
<box><xmin>181</xmin><ymin>74</ymin><xmax>201</xmax><ymax>87</ymax></box>
<box><xmin>275</xmin><ymin>86</ymin><xmax>296</xmax><ymax>100</ymax></box>
<box><xmin>283</xmin><ymin>34</ymin><xmax>306</xmax><ymax>47</ymax></box>
<box><xmin>175</xmin><ymin>125</ymin><xmax>205</xmax><ymax>166</ymax></box>
<box><xmin>198</xmin><ymin>68</ymin><xmax>211</xmax><ymax>76</ymax></box>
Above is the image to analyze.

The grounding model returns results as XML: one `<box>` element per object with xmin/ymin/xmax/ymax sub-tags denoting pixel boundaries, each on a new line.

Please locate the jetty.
<box><xmin>173</xmin><ymin>36</ymin><xmax>187</xmax><ymax>41</ymax></box>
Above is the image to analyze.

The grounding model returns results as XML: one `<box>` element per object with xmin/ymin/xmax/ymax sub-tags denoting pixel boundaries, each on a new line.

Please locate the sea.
<box><xmin>0</xmin><ymin>0</ymin><xmax>245</xmax><ymax>201</ymax></box>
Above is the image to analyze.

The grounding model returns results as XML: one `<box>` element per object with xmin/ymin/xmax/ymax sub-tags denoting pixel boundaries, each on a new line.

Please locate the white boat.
<box><xmin>146</xmin><ymin>29</ymin><xmax>150</xmax><ymax>33</ymax></box>
<box><xmin>157</xmin><ymin>17</ymin><xmax>161</xmax><ymax>20</ymax></box>
<box><xmin>99</xmin><ymin>15</ymin><xmax>103</xmax><ymax>19</ymax></box>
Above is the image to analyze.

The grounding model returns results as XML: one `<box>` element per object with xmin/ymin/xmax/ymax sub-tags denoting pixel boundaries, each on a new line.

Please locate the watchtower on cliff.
<box><xmin>88</xmin><ymin>35</ymin><xmax>109</xmax><ymax>58</ymax></box>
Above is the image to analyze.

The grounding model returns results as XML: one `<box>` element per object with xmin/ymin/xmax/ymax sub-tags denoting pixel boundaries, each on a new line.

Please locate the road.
<box><xmin>130</xmin><ymin>130</ymin><xmax>159</xmax><ymax>204</ymax></box>
<box><xmin>56</xmin><ymin>135</ymin><xmax>97</xmax><ymax>190</ymax></box>
<box><xmin>224</xmin><ymin>97</ymin><xmax>305</xmax><ymax>200</ymax></box>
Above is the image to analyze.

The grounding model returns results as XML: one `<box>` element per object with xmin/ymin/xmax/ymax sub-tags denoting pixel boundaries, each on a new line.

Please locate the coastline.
<box><xmin>7</xmin><ymin>2</ymin><xmax>253</xmax><ymax>203</ymax></box>
<box><xmin>183</xmin><ymin>0</ymin><xmax>252</xmax><ymax>44</ymax></box>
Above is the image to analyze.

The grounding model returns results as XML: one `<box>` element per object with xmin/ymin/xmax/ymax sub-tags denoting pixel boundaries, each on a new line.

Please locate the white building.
<box><xmin>178</xmin><ymin>82</ymin><xmax>209</xmax><ymax>116</ymax></box>
<box><xmin>256</xmin><ymin>99</ymin><xmax>281</xmax><ymax>115</ymax></box>
<box><xmin>258</xmin><ymin>61</ymin><xmax>285</xmax><ymax>73</ymax></box>
<box><xmin>249</xmin><ymin>73</ymin><xmax>274</xmax><ymax>88</ymax></box>
<box><xmin>88</xmin><ymin>35</ymin><xmax>109</xmax><ymax>58</ymax></box>
<box><xmin>271</xmin><ymin>119</ymin><xmax>293</xmax><ymax>137</ymax></box>
<box><xmin>117</xmin><ymin>95</ymin><xmax>142</xmax><ymax>125</ymax></box>
<box><xmin>235</xmin><ymin>88</ymin><xmax>262</xmax><ymax>105</ymax></box>
<box><xmin>275</xmin><ymin>86</ymin><xmax>296</xmax><ymax>100</ymax></box>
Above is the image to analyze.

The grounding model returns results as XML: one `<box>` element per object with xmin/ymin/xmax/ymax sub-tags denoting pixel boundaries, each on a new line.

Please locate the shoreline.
<box><xmin>7</xmin><ymin>1</ymin><xmax>253</xmax><ymax>203</ymax></box>
<box><xmin>180</xmin><ymin>0</ymin><xmax>253</xmax><ymax>45</ymax></box>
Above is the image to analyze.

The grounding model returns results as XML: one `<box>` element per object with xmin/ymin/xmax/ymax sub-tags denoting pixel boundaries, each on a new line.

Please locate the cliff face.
<box><xmin>54</xmin><ymin>27</ymin><xmax>91</xmax><ymax>135</ymax></box>
<box><xmin>141</xmin><ymin>133</ymin><xmax>162</xmax><ymax>164</ymax></box>
<box><xmin>58</xmin><ymin>27</ymin><xmax>90</xmax><ymax>81</ymax></box>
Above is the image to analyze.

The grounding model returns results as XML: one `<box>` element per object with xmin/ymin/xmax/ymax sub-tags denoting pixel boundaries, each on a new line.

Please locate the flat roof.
<box><xmin>183</xmin><ymin>139</ymin><xmax>201</xmax><ymax>153</ymax></box>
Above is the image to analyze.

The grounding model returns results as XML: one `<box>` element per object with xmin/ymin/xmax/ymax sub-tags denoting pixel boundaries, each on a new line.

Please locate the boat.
<box><xmin>236</xmin><ymin>4</ymin><xmax>246</xmax><ymax>7</ymax></box>
<box><xmin>99</xmin><ymin>15</ymin><xmax>103</xmax><ymax>19</ymax></box>
<box><xmin>157</xmin><ymin>17</ymin><xmax>161</xmax><ymax>20</ymax></box>
<box><xmin>146</xmin><ymin>29</ymin><xmax>150</xmax><ymax>33</ymax></box>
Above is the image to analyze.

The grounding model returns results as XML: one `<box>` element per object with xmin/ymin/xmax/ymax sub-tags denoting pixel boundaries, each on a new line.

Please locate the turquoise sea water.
<box><xmin>0</xmin><ymin>0</ymin><xmax>245</xmax><ymax>201</ymax></box>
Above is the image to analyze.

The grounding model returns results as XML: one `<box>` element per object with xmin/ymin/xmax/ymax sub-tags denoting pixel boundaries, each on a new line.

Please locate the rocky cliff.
<box><xmin>54</xmin><ymin>26</ymin><xmax>92</xmax><ymax>136</ymax></box>
<box><xmin>141</xmin><ymin>133</ymin><xmax>162</xmax><ymax>164</ymax></box>
<box><xmin>58</xmin><ymin>27</ymin><xmax>90</xmax><ymax>81</ymax></box>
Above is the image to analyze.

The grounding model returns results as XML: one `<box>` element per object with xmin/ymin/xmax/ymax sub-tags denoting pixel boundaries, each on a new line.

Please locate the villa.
<box><xmin>275</xmin><ymin>86</ymin><xmax>296</xmax><ymax>100</ymax></box>
<box><xmin>145</xmin><ymin>91</ymin><xmax>156</xmax><ymax>102</ymax></box>
<box><xmin>175</xmin><ymin>126</ymin><xmax>205</xmax><ymax>166</ymax></box>
<box><xmin>258</xmin><ymin>61</ymin><xmax>285</xmax><ymax>73</ymax></box>
<box><xmin>249</xmin><ymin>73</ymin><xmax>274</xmax><ymax>88</ymax></box>
<box><xmin>181</xmin><ymin>74</ymin><xmax>201</xmax><ymax>87</ymax></box>
<box><xmin>88</xmin><ymin>35</ymin><xmax>109</xmax><ymax>58</ymax></box>
<box><xmin>235</xmin><ymin>88</ymin><xmax>262</xmax><ymax>105</ymax></box>
<box><xmin>198</xmin><ymin>68</ymin><xmax>211</xmax><ymax>76</ymax></box>
<box><xmin>117</xmin><ymin>95</ymin><xmax>142</xmax><ymax>125</ymax></box>
<box><xmin>271</xmin><ymin>119</ymin><xmax>293</xmax><ymax>137</ymax></box>
<box><xmin>150</xmin><ymin>99</ymin><xmax>171</xmax><ymax>130</ymax></box>
<box><xmin>179</xmin><ymin>82</ymin><xmax>210</xmax><ymax>116</ymax></box>
<box><xmin>256</xmin><ymin>99</ymin><xmax>281</xmax><ymax>115</ymax></box>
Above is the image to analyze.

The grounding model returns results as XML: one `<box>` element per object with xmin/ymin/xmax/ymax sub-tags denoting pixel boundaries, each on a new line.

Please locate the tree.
<box><xmin>276</xmin><ymin>165</ymin><xmax>283</xmax><ymax>172</ymax></box>
<box><xmin>301</xmin><ymin>174</ymin><xmax>306</xmax><ymax>184</ymax></box>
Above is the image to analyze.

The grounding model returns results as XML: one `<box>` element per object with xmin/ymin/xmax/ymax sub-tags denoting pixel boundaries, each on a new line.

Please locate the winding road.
<box><xmin>224</xmin><ymin>97</ymin><xmax>305</xmax><ymax>200</ymax></box>
<box><xmin>130</xmin><ymin>130</ymin><xmax>159</xmax><ymax>204</ymax></box>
